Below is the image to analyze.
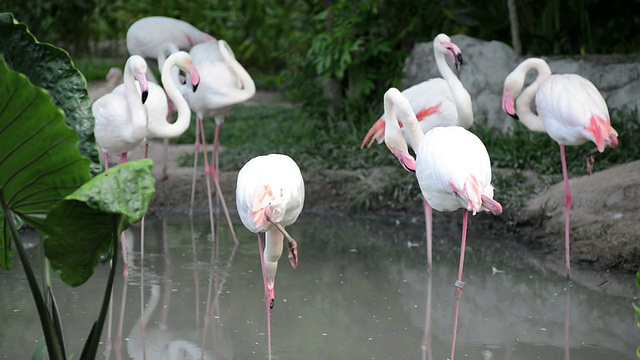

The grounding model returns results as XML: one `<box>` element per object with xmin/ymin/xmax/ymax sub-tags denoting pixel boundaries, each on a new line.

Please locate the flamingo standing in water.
<box><xmin>235</xmin><ymin>153</ymin><xmax>304</xmax><ymax>359</ymax></box>
<box><xmin>182</xmin><ymin>39</ymin><xmax>256</xmax><ymax>243</ymax></box>
<box><xmin>362</xmin><ymin>33</ymin><xmax>473</xmax><ymax>272</ymax></box>
<box><xmin>126</xmin><ymin>16</ymin><xmax>215</xmax><ymax>180</ymax></box>
<box><xmin>501</xmin><ymin>57</ymin><xmax>618</xmax><ymax>279</ymax></box>
<box><xmin>382</xmin><ymin>88</ymin><xmax>502</xmax><ymax>360</ymax></box>
<box><xmin>92</xmin><ymin>55</ymin><xmax>149</xmax><ymax>278</ymax></box>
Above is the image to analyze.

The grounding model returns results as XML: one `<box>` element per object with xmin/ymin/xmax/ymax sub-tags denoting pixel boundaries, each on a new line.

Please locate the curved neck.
<box><xmin>153</xmin><ymin>55</ymin><xmax>192</xmax><ymax>137</ymax></box>
<box><xmin>434</xmin><ymin>45</ymin><xmax>473</xmax><ymax>127</ymax></box>
<box><xmin>514</xmin><ymin>58</ymin><xmax>552</xmax><ymax>132</ymax></box>
<box><xmin>384</xmin><ymin>88</ymin><xmax>423</xmax><ymax>153</ymax></box>
<box><xmin>123</xmin><ymin>61</ymin><xmax>147</xmax><ymax>142</ymax></box>
<box><xmin>219</xmin><ymin>42</ymin><xmax>256</xmax><ymax>102</ymax></box>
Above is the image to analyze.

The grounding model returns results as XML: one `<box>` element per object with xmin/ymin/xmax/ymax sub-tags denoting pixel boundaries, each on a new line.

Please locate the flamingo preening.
<box><xmin>235</xmin><ymin>153</ymin><xmax>304</xmax><ymax>359</ymax></box>
<box><xmin>501</xmin><ymin>57</ymin><xmax>618</xmax><ymax>279</ymax></box>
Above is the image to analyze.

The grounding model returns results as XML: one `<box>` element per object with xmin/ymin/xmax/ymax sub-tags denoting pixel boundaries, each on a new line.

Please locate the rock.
<box><xmin>402</xmin><ymin>35</ymin><xmax>640</xmax><ymax>131</ymax></box>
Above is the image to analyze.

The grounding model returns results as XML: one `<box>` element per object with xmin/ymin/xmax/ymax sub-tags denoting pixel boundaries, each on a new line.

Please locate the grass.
<box><xmin>171</xmin><ymin>104</ymin><xmax>639</xmax><ymax>214</ymax></box>
<box><xmin>74</xmin><ymin>57</ymin><xmax>127</xmax><ymax>81</ymax></box>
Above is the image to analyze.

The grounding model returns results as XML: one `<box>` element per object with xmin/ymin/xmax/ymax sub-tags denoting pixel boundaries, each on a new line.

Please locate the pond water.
<box><xmin>0</xmin><ymin>213</ymin><xmax>637</xmax><ymax>359</ymax></box>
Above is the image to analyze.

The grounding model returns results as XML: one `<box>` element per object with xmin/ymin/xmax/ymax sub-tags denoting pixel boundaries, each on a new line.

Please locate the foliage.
<box><xmin>0</xmin><ymin>17</ymin><xmax>156</xmax><ymax>359</ymax></box>
<box><xmin>0</xmin><ymin>13</ymin><xmax>101</xmax><ymax>174</ymax></box>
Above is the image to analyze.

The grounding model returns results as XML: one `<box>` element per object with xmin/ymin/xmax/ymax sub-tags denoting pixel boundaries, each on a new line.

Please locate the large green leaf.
<box><xmin>0</xmin><ymin>57</ymin><xmax>91</xmax><ymax>270</ymax></box>
<box><xmin>44</xmin><ymin>159</ymin><xmax>155</xmax><ymax>287</ymax></box>
<box><xmin>0</xmin><ymin>12</ymin><xmax>100</xmax><ymax>174</ymax></box>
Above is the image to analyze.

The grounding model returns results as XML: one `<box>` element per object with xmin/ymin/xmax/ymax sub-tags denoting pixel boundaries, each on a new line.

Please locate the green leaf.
<box><xmin>0</xmin><ymin>12</ymin><xmax>100</xmax><ymax>174</ymax></box>
<box><xmin>44</xmin><ymin>159</ymin><xmax>155</xmax><ymax>286</ymax></box>
<box><xmin>0</xmin><ymin>57</ymin><xmax>91</xmax><ymax>270</ymax></box>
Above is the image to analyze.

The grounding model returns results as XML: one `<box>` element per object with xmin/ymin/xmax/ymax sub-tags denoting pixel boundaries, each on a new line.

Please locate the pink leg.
<box><xmin>189</xmin><ymin>116</ymin><xmax>202</xmax><ymax>217</ymax></box>
<box><xmin>198</xmin><ymin>117</ymin><xmax>217</xmax><ymax>239</ymax></box>
<box><xmin>423</xmin><ymin>198</ymin><xmax>433</xmax><ymax>272</ymax></box>
<box><xmin>560</xmin><ymin>144</ymin><xmax>572</xmax><ymax>279</ymax></box>
<box><xmin>258</xmin><ymin>233</ymin><xmax>273</xmax><ymax>359</ymax></box>
<box><xmin>450</xmin><ymin>209</ymin><xmax>469</xmax><ymax>360</ymax></box>
<box><xmin>144</xmin><ymin>142</ymin><xmax>149</xmax><ymax>159</ymax></box>
<box><xmin>103</xmin><ymin>152</ymin><xmax>110</xmax><ymax>171</ymax></box>
<box><xmin>209</xmin><ymin>122</ymin><xmax>239</xmax><ymax>244</ymax></box>
<box><xmin>158</xmin><ymin>138</ymin><xmax>170</xmax><ymax>181</ymax></box>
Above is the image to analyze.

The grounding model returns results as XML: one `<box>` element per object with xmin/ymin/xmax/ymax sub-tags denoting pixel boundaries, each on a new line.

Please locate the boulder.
<box><xmin>402</xmin><ymin>35</ymin><xmax>640</xmax><ymax>131</ymax></box>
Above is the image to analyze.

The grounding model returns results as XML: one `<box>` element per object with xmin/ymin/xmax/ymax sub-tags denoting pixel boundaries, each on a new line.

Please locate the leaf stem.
<box><xmin>0</xmin><ymin>193</ymin><xmax>64</xmax><ymax>359</ymax></box>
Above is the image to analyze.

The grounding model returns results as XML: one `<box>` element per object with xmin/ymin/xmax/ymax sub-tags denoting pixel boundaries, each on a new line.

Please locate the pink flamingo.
<box><xmin>182</xmin><ymin>39</ymin><xmax>256</xmax><ymax>243</ymax></box>
<box><xmin>501</xmin><ymin>57</ymin><xmax>618</xmax><ymax>279</ymax></box>
<box><xmin>382</xmin><ymin>87</ymin><xmax>502</xmax><ymax>360</ymax></box>
<box><xmin>92</xmin><ymin>55</ymin><xmax>149</xmax><ymax>278</ymax></box>
<box><xmin>235</xmin><ymin>154</ymin><xmax>304</xmax><ymax>359</ymax></box>
<box><xmin>362</xmin><ymin>33</ymin><xmax>473</xmax><ymax>272</ymax></box>
<box><xmin>126</xmin><ymin>16</ymin><xmax>215</xmax><ymax>180</ymax></box>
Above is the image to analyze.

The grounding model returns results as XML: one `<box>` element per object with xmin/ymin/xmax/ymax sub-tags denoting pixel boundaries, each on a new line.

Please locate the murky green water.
<box><xmin>1</xmin><ymin>213</ymin><xmax>637</xmax><ymax>359</ymax></box>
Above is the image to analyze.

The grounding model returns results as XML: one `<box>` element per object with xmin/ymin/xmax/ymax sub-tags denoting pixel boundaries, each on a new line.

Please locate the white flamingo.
<box><xmin>382</xmin><ymin>87</ymin><xmax>502</xmax><ymax>360</ymax></box>
<box><xmin>501</xmin><ymin>57</ymin><xmax>618</xmax><ymax>279</ymax></box>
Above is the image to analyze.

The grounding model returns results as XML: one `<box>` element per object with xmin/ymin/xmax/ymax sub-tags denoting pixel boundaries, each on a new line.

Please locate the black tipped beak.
<box><xmin>455</xmin><ymin>53</ymin><xmax>464</xmax><ymax>72</ymax></box>
<box><xmin>141</xmin><ymin>90</ymin><xmax>148</xmax><ymax>104</ymax></box>
<box><xmin>192</xmin><ymin>83</ymin><xmax>199</xmax><ymax>92</ymax></box>
<box><xmin>508</xmin><ymin>113</ymin><xmax>519</xmax><ymax>120</ymax></box>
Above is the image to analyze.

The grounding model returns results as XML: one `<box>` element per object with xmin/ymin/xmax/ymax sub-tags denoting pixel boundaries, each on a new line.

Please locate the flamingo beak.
<box><xmin>141</xmin><ymin>90</ymin><xmax>149</xmax><ymax>104</ymax></box>
<box><xmin>189</xmin><ymin>65</ymin><xmax>200</xmax><ymax>93</ymax></box>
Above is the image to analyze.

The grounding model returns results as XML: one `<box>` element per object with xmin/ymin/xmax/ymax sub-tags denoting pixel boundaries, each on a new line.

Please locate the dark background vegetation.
<box><xmin>3</xmin><ymin>1</ymin><xmax>640</xmax><ymax>212</ymax></box>
<box><xmin>6</xmin><ymin>0</ymin><xmax>640</xmax><ymax>126</ymax></box>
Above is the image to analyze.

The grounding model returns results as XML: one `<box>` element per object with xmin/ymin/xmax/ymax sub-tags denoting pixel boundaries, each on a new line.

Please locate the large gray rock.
<box><xmin>403</xmin><ymin>35</ymin><xmax>640</xmax><ymax>131</ymax></box>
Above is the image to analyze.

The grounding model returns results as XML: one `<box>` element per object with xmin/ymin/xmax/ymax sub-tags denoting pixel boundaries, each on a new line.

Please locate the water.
<box><xmin>0</xmin><ymin>213</ymin><xmax>637</xmax><ymax>359</ymax></box>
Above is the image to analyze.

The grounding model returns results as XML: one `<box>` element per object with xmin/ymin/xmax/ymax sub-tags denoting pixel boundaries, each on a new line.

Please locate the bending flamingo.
<box><xmin>92</xmin><ymin>55</ymin><xmax>149</xmax><ymax>278</ymax></box>
<box><xmin>363</xmin><ymin>33</ymin><xmax>473</xmax><ymax>272</ymax></box>
<box><xmin>382</xmin><ymin>88</ymin><xmax>502</xmax><ymax>360</ymax></box>
<box><xmin>126</xmin><ymin>16</ymin><xmax>215</xmax><ymax>180</ymax></box>
<box><xmin>501</xmin><ymin>57</ymin><xmax>618</xmax><ymax>279</ymax></box>
<box><xmin>235</xmin><ymin>153</ymin><xmax>304</xmax><ymax>359</ymax></box>
<box><xmin>182</xmin><ymin>39</ymin><xmax>256</xmax><ymax>243</ymax></box>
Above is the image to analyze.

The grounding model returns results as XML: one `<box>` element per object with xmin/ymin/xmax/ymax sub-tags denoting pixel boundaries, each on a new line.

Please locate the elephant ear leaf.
<box><xmin>0</xmin><ymin>57</ymin><xmax>91</xmax><ymax>270</ymax></box>
<box><xmin>0</xmin><ymin>12</ymin><xmax>100</xmax><ymax>173</ymax></box>
<box><xmin>44</xmin><ymin>159</ymin><xmax>156</xmax><ymax>287</ymax></box>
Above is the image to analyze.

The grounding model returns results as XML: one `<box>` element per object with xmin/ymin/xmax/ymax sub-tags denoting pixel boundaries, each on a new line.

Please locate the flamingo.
<box><xmin>361</xmin><ymin>33</ymin><xmax>473</xmax><ymax>149</ymax></box>
<box><xmin>363</xmin><ymin>33</ymin><xmax>473</xmax><ymax>272</ymax></box>
<box><xmin>92</xmin><ymin>55</ymin><xmax>149</xmax><ymax>171</ymax></box>
<box><xmin>235</xmin><ymin>153</ymin><xmax>304</xmax><ymax>359</ymax></box>
<box><xmin>382</xmin><ymin>88</ymin><xmax>502</xmax><ymax>360</ymax></box>
<box><xmin>126</xmin><ymin>16</ymin><xmax>215</xmax><ymax>180</ymax></box>
<box><xmin>92</xmin><ymin>55</ymin><xmax>149</xmax><ymax>278</ymax></box>
<box><xmin>182</xmin><ymin>39</ymin><xmax>256</xmax><ymax>243</ymax></box>
<box><xmin>501</xmin><ymin>57</ymin><xmax>618</xmax><ymax>279</ymax></box>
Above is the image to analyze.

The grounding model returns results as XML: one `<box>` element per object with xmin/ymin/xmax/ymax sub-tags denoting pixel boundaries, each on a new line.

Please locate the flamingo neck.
<box><xmin>384</xmin><ymin>88</ymin><xmax>423</xmax><ymax>153</ymax></box>
<box><xmin>152</xmin><ymin>55</ymin><xmax>192</xmax><ymax>138</ymax></box>
<box><xmin>434</xmin><ymin>44</ymin><xmax>473</xmax><ymax>127</ymax></box>
<box><xmin>123</xmin><ymin>60</ymin><xmax>148</xmax><ymax>142</ymax></box>
<box><xmin>514</xmin><ymin>58</ymin><xmax>552</xmax><ymax>132</ymax></box>
<box><xmin>219</xmin><ymin>41</ymin><xmax>256</xmax><ymax>102</ymax></box>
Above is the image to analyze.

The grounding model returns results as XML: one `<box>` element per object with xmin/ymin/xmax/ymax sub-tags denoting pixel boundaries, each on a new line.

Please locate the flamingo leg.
<box><xmin>257</xmin><ymin>232</ymin><xmax>273</xmax><ymax>359</ymax></box>
<box><xmin>423</xmin><ymin>198</ymin><xmax>433</xmax><ymax>272</ymax></box>
<box><xmin>209</xmin><ymin>122</ymin><xmax>239</xmax><ymax>244</ymax></box>
<box><xmin>450</xmin><ymin>209</ymin><xmax>469</xmax><ymax>360</ymax></box>
<box><xmin>118</xmin><ymin>153</ymin><xmax>129</xmax><ymax>279</ymax></box>
<box><xmin>104</xmin><ymin>152</ymin><xmax>110</xmax><ymax>171</ymax></box>
<box><xmin>189</xmin><ymin>115</ymin><xmax>202</xmax><ymax>217</ymax></box>
<box><xmin>158</xmin><ymin>138</ymin><xmax>170</xmax><ymax>181</ymax></box>
<box><xmin>560</xmin><ymin>144</ymin><xmax>572</xmax><ymax>279</ymax></box>
<box><xmin>198</xmin><ymin>117</ymin><xmax>217</xmax><ymax>239</ymax></box>
<box><xmin>264</xmin><ymin>207</ymin><xmax>298</xmax><ymax>268</ymax></box>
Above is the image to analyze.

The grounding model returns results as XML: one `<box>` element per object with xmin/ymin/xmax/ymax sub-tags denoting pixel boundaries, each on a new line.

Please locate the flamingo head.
<box><xmin>389</xmin><ymin>149</ymin><xmax>416</xmax><ymax>173</ymax></box>
<box><xmin>501</xmin><ymin>89</ymin><xmax>518</xmax><ymax>119</ymax></box>
<box><xmin>434</xmin><ymin>33</ymin><xmax>464</xmax><ymax>72</ymax></box>
<box><xmin>129</xmin><ymin>55</ymin><xmax>149</xmax><ymax>104</ymax></box>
